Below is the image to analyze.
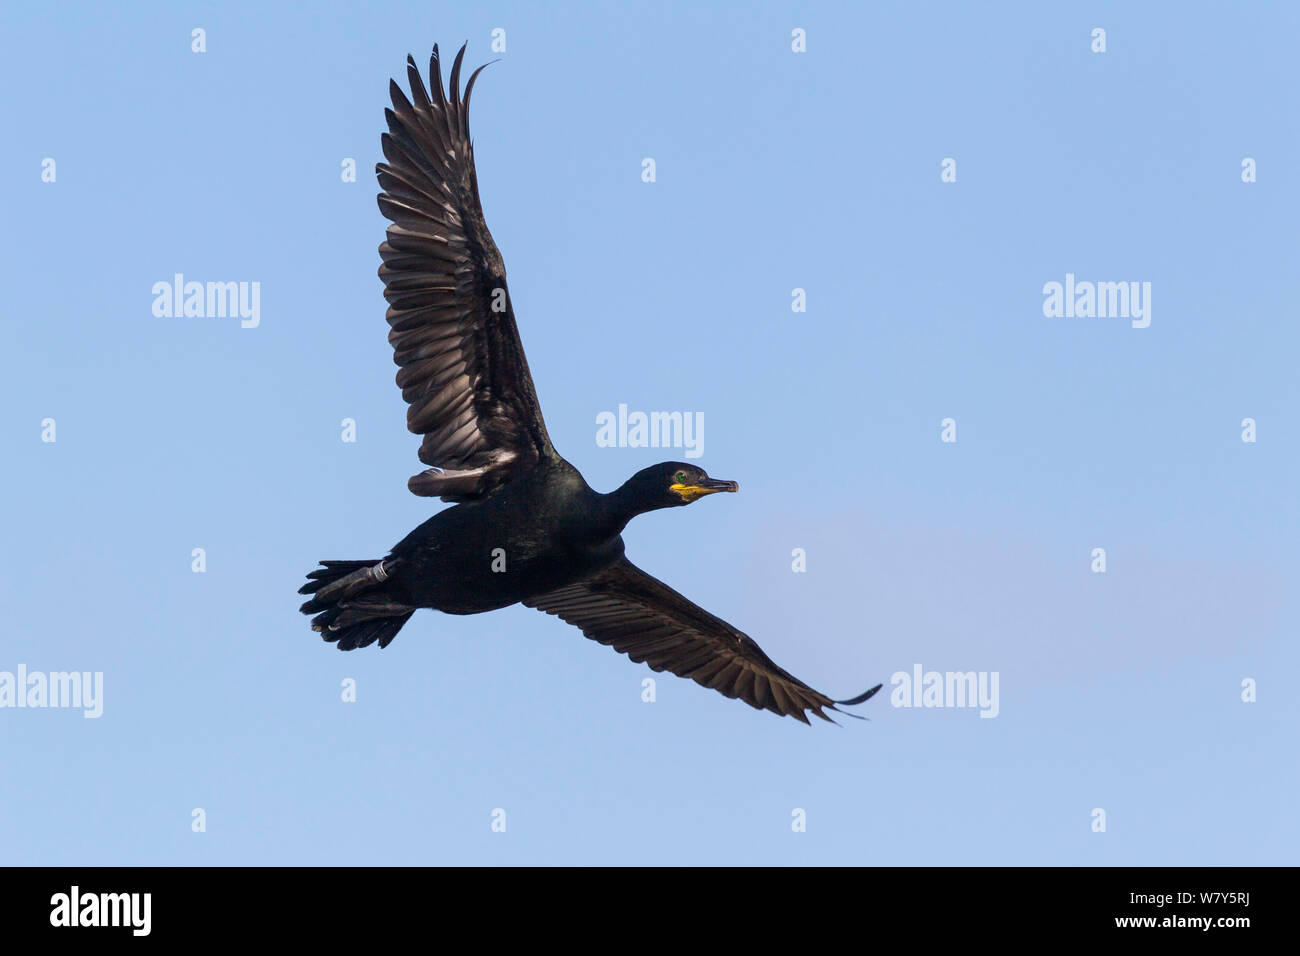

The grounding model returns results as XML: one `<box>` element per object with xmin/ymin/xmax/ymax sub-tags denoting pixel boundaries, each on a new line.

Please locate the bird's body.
<box><xmin>385</xmin><ymin>456</ymin><xmax>624</xmax><ymax>615</ymax></box>
<box><xmin>299</xmin><ymin>43</ymin><xmax>881</xmax><ymax>723</ymax></box>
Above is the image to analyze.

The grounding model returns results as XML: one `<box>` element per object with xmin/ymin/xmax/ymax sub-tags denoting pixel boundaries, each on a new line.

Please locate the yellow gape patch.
<box><xmin>670</xmin><ymin>483</ymin><xmax>719</xmax><ymax>503</ymax></box>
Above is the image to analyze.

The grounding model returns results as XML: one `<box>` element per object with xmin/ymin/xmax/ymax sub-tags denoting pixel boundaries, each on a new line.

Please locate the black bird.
<box><xmin>299</xmin><ymin>44</ymin><xmax>882</xmax><ymax>723</ymax></box>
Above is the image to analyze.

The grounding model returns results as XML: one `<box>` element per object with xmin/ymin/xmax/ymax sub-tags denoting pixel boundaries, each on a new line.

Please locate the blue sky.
<box><xmin>2</xmin><ymin>1</ymin><xmax>1296</xmax><ymax>865</ymax></box>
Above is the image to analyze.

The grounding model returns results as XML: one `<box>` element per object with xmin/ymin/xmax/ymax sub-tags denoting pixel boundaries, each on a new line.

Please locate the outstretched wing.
<box><xmin>377</xmin><ymin>44</ymin><xmax>553</xmax><ymax>502</ymax></box>
<box><xmin>525</xmin><ymin>558</ymin><xmax>882</xmax><ymax>724</ymax></box>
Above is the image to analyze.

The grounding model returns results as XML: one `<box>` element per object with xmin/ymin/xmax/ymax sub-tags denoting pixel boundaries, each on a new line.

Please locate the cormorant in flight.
<box><xmin>299</xmin><ymin>44</ymin><xmax>882</xmax><ymax>723</ymax></box>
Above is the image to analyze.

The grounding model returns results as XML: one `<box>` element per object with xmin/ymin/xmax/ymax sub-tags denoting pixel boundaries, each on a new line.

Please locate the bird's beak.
<box><xmin>671</xmin><ymin>477</ymin><xmax>740</xmax><ymax>502</ymax></box>
<box><xmin>700</xmin><ymin>477</ymin><xmax>739</xmax><ymax>494</ymax></box>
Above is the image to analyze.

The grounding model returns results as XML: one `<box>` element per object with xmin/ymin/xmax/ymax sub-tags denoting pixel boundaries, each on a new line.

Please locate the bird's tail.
<box><xmin>297</xmin><ymin>559</ymin><xmax>414</xmax><ymax>650</ymax></box>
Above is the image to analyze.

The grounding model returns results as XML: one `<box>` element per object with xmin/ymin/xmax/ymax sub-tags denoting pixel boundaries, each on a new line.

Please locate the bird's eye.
<box><xmin>674</xmin><ymin>471</ymin><xmax>687</xmax><ymax>483</ymax></box>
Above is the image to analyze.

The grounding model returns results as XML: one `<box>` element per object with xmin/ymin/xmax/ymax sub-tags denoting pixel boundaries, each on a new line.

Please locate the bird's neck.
<box><xmin>594</xmin><ymin>480</ymin><xmax>659</xmax><ymax>539</ymax></box>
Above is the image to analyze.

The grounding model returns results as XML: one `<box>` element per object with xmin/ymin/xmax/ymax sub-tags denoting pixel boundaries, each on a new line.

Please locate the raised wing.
<box><xmin>377</xmin><ymin>44</ymin><xmax>553</xmax><ymax>502</ymax></box>
<box><xmin>525</xmin><ymin>558</ymin><xmax>882</xmax><ymax>724</ymax></box>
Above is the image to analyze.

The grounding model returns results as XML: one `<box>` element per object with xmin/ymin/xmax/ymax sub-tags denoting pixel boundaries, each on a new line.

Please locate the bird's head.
<box><xmin>629</xmin><ymin>462</ymin><xmax>740</xmax><ymax>509</ymax></box>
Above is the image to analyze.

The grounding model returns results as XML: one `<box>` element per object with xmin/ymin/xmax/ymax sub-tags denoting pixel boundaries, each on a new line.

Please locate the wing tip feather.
<box><xmin>835</xmin><ymin>682</ymin><xmax>884</xmax><ymax>707</ymax></box>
